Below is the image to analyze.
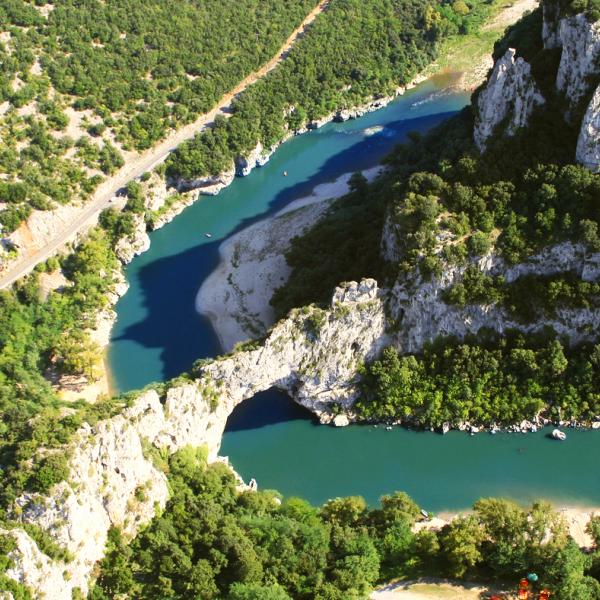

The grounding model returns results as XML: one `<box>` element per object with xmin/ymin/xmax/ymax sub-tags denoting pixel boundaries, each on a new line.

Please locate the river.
<box><xmin>109</xmin><ymin>74</ymin><xmax>600</xmax><ymax>512</ymax></box>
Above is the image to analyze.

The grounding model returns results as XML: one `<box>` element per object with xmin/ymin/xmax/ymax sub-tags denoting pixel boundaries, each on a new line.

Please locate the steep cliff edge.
<box><xmin>3</xmin><ymin>279</ymin><xmax>388</xmax><ymax>597</ymax></box>
<box><xmin>475</xmin><ymin>2</ymin><xmax>600</xmax><ymax>166</ymax></box>
<box><xmin>577</xmin><ymin>83</ymin><xmax>600</xmax><ymax>172</ymax></box>
<box><xmin>473</xmin><ymin>48</ymin><xmax>545</xmax><ymax>151</ymax></box>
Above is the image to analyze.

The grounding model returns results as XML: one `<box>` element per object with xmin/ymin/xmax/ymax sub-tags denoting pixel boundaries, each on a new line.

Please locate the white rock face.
<box><xmin>474</xmin><ymin>48</ymin><xmax>545</xmax><ymax>151</ymax></box>
<box><xmin>386</xmin><ymin>240</ymin><xmax>600</xmax><ymax>353</ymax></box>
<box><xmin>576</xmin><ymin>83</ymin><xmax>600</xmax><ymax>172</ymax></box>
<box><xmin>542</xmin><ymin>0</ymin><xmax>561</xmax><ymax>48</ymax></box>
<box><xmin>114</xmin><ymin>213</ymin><xmax>150</xmax><ymax>264</ymax></box>
<box><xmin>556</xmin><ymin>14</ymin><xmax>600</xmax><ymax>109</ymax></box>
<box><xmin>176</xmin><ymin>163</ymin><xmax>236</xmax><ymax>195</ymax></box>
<box><xmin>235</xmin><ymin>141</ymin><xmax>276</xmax><ymax>176</ymax></box>
<box><xmin>202</xmin><ymin>278</ymin><xmax>389</xmax><ymax>418</ymax></box>
<box><xmin>5</xmin><ymin>279</ymin><xmax>388</xmax><ymax>598</ymax></box>
<box><xmin>142</xmin><ymin>172</ymin><xmax>170</xmax><ymax>212</ymax></box>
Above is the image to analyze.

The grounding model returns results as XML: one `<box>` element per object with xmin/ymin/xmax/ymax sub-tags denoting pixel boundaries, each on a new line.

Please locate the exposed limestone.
<box><xmin>201</xmin><ymin>278</ymin><xmax>389</xmax><ymax>419</ymax></box>
<box><xmin>5</xmin><ymin>279</ymin><xmax>388</xmax><ymax>597</ymax></box>
<box><xmin>474</xmin><ymin>48</ymin><xmax>545</xmax><ymax>151</ymax></box>
<box><xmin>555</xmin><ymin>14</ymin><xmax>600</xmax><ymax>109</ymax></box>
<box><xmin>147</xmin><ymin>190</ymin><xmax>197</xmax><ymax>231</ymax></box>
<box><xmin>385</xmin><ymin>239</ymin><xmax>600</xmax><ymax>354</ymax></box>
<box><xmin>175</xmin><ymin>163</ymin><xmax>236</xmax><ymax>195</ymax></box>
<box><xmin>576</xmin><ymin>83</ymin><xmax>600</xmax><ymax>172</ymax></box>
<box><xmin>114</xmin><ymin>213</ymin><xmax>150</xmax><ymax>264</ymax></box>
<box><xmin>37</xmin><ymin>269</ymin><xmax>71</xmax><ymax>301</ymax></box>
<box><xmin>141</xmin><ymin>171</ymin><xmax>170</xmax><ymax>212</ymax></box>
<box><xmin>235</xmin><ymin>141</ymin><xmax>276</xmax><ymax>176</ymax></box>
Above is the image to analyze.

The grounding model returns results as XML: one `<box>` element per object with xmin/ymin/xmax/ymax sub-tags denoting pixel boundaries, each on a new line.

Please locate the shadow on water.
<box><xmin>225</xmin><ymin>388</ymin><xmax>317</xmax><ymax>433</ymax></box>
<box><xmin>111</xmin><ymin>109</ymin><xmax>459</xmax><ymax>389</ymax></box>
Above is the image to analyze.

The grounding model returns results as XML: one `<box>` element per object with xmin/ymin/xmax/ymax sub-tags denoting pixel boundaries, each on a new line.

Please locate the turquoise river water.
<box><xmin>109</xmin><ymin>75</ymin><xmax>600</xmax><ymax>512</ymax></box>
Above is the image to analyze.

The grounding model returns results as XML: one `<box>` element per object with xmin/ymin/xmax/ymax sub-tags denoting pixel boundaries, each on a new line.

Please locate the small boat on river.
<box><xmin>551</xmin><ymin>429</ymin><xmax>567</xmax><ymax>441</ymax></box>
<box><xmin>205</xmin><ymin>233</ymin><xmax>212</xmax><ymax>238</ymax></box>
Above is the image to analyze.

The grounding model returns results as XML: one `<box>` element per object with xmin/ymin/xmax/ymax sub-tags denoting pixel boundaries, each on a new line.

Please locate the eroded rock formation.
<box><xmin>473</xmin><ymin>48</ymin><xmax>545</xmax><ymax>151</ymax></box>
<box><xmin>4</xmin><ymin>279</ymin><xmax>388</xmax><ymax>597</ymax></box>
<box><xmin>576</xmin><ymin>83</ymin><xmax>600</xmax><ymax>172</ymax></box>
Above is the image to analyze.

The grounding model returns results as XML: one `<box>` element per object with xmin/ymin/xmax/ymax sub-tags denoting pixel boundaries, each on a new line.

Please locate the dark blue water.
<box><xmin>109</xmin><ymin>75</ymin><xmax>600</xmax><ymax>511</ymax></box>
<box><xmin>109</xmin><ymin>76</ymin><xmax>467</xmax><ymax>391</ymax></box>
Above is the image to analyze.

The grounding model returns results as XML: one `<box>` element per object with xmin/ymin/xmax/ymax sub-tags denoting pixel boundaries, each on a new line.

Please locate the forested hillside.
<box><xmin>0</xmin><ymin>0</ymin><xmax>315</xmax><ymax>232</ymax></box>
<box><xmin>166</xmin><ymin>0</ymin><xmax>492</xmax><ymax>180</ymax></box>
<box><xmin>88</xmin><ymin>447</ymin><xmax>600</xmax><ymax>600</ymax></box>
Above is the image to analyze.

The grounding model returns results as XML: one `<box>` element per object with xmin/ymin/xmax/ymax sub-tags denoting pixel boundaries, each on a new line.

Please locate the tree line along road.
<box><xmin>0</xmin><ymin>0</ymin><xmax>329</xmax><ymax>290</ymax></box>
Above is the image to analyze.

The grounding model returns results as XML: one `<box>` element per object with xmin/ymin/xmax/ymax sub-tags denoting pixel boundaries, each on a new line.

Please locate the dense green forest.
<box><xmin>356</xmin><ymin>334</ymin><xmax>600</xmax><ymax>425</ymax></box>
<box><xmin>272</xmin><ymin>5</ymin><xmax>600</xmax><ymax>425</ymax></box>
<box><xmin>85</xmin><ymin>447</ymin><xmax>600</xmax><ymax>599</ymax></box>
<box><xmin>0</xmin><ymin>0</ymin><xmax>316</xmax><ymax>232</ymax></box>
<box><xmin>166</xmin><ymin>0</ymin><xmax>493</xmax><ymax>181</ymax></box>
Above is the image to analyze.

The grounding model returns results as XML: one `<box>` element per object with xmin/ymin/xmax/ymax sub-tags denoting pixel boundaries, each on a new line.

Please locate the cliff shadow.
<box><xmin>225</xmin><ymin>388</ymin><xmax>317</xmax><ymax>432</ymax></box>
<box><xmin>109</xmin><ymin>108</ymin><xmax>461</xmax><ymax>391</ymax></box>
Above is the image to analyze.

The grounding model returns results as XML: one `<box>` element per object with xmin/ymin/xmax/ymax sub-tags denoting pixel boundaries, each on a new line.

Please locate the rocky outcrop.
<box><xmin>175</xmin><ymin>163</ymin><xmax>236</xmax><ymax>195</ymax></box>
<box><xmin>4</xmin><ymin>279</ymin><xmax>388</xmax><ymax>597</ymax></box>
<box><xmin>474</xmin><ymin>48</ymin><xmax>545</xmax><ymax>151</ymax></box>
<box><xmin>114</xmin><ymin>213</ymin><xmax>150</xmax><ymax>264</ymax></box>
<box><xmin>385</xmin><ymin>240</ymin><xmax>600</xmax><ymax>354</ymax></box>
<box><xmin>235</xmin><ymin>141</ymin><xmax>276</xmax><ymax>176</ymax></box>
<box><xmin>576</xmin><ymin>83</ymin><xmax>600</xmax><ymax>172</ymax></box>
<box><xmin>555</xmin><ymin>13</ymin><xmax>600</xmax><ymax>109</ymax></box>
<box><xmin>141</xmin><ymin>172</ymin><xmax>170</xmax><ymax>212</ymax></box>
<box><xmin>202</xmin><ymin>278</ymin><xmax>389</xmax><ymax>418</ymax></box>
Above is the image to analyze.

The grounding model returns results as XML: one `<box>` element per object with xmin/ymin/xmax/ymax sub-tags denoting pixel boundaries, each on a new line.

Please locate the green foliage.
<box><xmin>92</xmin><ymin>453</ymin><xmax>600</xmax><ymax>598</ymax></box>
<box><xmin>357</xmin><ymin>335</ymin><xmax>600</xmax><ymax>425</ymax></box>
<box><xmin>0</xmin><ymin>0</ymin><xmax>317</xmax><ymax>231</ymax></box>
<box><xmin>167</xmin><ymin>0</ymin><xmax>493</xmax><ymax>181</ymax></box>
<box><xmin>270</xmin><ymin>177</ymin><xmax>387</xmax><ymax>318</ymax></box>
<box><xmin>0</xmin><ymin>226</ymin><xmax>129</xmax><ymax>510</ymax></box>
<box><xmin>90</xmin><ymin>452</ymin><xmax>383</xmax><ymax>599</ymax></box>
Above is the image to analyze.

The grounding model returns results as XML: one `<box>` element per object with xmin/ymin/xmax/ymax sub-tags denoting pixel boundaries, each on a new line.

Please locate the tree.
<box><xmin>348</xmin><ymin>172</ymin><xmax>368</xmax><ymax>196</ymax></box>
<box><xmin>439</xmin><ymin>516</ymin><xmax>485</xmax><ymax>578</ymax></box>
<box><xmin>227</xmin><ymin>583</ymin><xmax>292</xmax><ymax>600</ymax></box>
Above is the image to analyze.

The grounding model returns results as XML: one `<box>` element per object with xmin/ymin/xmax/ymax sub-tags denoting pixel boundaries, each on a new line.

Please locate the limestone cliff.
<box><xmin>235</xmin><ymin>141</ymin><xmax>277</xmax><ymax>176</ymax></box>
<box><xmin>475</xmin><ymin>3</ymin><xmax>600</xmax><ymax>167</ymax></box>
<box><xmin>473</xmin><ymin>48</ymin><xmax>545</xmax><ymax>151</ymax></box>
<box><xmin>555</xmin><ymin>13</ymin><xmax>600</xmax><ymax>109</ymax></box>
<box><xmin>576</xmin><ymin>83</ymin><xmax>600</xmax><ymax>172</ymax></box>
<box><xmin>114</xmin><ymin>213</ymin><xmax>150</xmax><ymax>264</ymax></box>
<box><xmin>385</xmin><ymin>240</ymin><xmax>600</xmax><ymax>354</ymax></box>
<box><xmin>3</xmin><ymin>279</ymin><xmax>388</xmax><ymax>597</ymax></box>
<box><xmin>175</xmin><ymin>163</ymin><xmax>236</xmax><ymax>195</ymax></box>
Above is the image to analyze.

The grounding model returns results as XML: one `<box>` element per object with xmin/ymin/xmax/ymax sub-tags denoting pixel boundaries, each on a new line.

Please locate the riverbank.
<box><xmin>64</xmin><ymin>0</ymin><xmax>535</xmax><ymax>400</ymax></box>
<box><xmin>196</xmin><ymin>165</ymin><xmax>383</xmax><ymax>351</ymax></box>
<box><xmin>412</xmin><ymin>505</ymin><xmax>599</xmax><ymax>549</ymax></box>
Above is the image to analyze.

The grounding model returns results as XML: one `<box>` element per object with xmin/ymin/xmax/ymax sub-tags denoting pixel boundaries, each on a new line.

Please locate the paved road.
<box><xmin>0</xmin><ymin>0</ymin><xmax>328</xmax><ymax>290</ymax></box>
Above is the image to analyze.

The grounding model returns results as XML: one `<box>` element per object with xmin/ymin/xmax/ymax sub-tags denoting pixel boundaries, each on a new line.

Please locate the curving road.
<box><xmin>0</xmin><ymin>0</ymin><xmax>328</xmax><ymax>290</ymax></box>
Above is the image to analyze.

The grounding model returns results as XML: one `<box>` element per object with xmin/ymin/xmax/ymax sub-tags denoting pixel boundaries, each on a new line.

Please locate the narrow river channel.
<box><xmin>109</xmin><ymin>74</ymin><xmax>600</xmax><ymax>512</ymax></box>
